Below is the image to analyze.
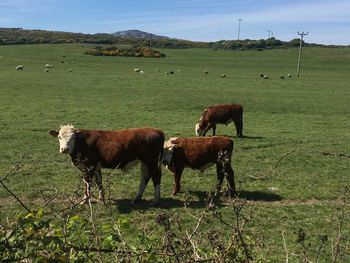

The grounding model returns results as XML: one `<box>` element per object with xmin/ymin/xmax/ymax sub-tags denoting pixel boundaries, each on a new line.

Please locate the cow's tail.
<box><xmin>158</xmin><ymin>132</ymin><xmax>166</xmax><ymax>171</ymax></box>
<box><xmin>158</xmin><ymin>146</ymin><xmax>164</xmax><ymax>171</ymax></box>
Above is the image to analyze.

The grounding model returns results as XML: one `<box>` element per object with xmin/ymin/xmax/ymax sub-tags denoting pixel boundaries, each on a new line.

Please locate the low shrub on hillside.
<box><xmin>85</xmin><ymin>46</ymin><xmax>165</xmax><ymax>58</ymax></box>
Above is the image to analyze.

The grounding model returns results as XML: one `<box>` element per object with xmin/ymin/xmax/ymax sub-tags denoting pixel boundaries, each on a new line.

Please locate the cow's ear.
<box><xmin>49</xmin><ymin>130</ymin><xmax>59</xmax><ymax>137</ymax></box>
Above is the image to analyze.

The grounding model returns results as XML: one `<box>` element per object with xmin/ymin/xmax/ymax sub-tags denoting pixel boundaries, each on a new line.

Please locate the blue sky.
<box><xmin>0</xmin><ymin>0</ymin><xmax>349</xmax><ymax>45</ymax></box>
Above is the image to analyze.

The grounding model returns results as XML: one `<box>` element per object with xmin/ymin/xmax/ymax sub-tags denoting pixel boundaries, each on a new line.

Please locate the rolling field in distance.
<box><xmin>0</xmin><ymin>44</ymin><xmax>350</xmax><ymax>260</ymax></box>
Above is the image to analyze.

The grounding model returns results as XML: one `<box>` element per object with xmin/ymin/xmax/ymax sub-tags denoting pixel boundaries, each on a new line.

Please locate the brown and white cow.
<box><xmin>195</xmin><ymin>104</ymin><xmax>243</xmax><ymax>138</ymax></box>
<box><xmin>49</xmin><ymin>125</ymin><xmax>164</xmax><ymax>204</ymax></box>
<box><xmin>162</xmin><ymin>136</ymin><xmax>236</xmax><ymax>196</ymax></box>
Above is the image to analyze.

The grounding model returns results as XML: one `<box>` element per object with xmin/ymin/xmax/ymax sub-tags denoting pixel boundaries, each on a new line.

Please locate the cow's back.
<box><xmin>206</xmin><ymin>104</ymin><xmax>242</xmax><ymax>123</ymax></box>
<box><xmin>78</xmin><ymin>127</ymin><xmax>164</xmax><ymax>168</ymax></box>
<box><xmin>171</xmin><ymin>136</ymin><xmax>233</xmax><ymax>169</ymax></box>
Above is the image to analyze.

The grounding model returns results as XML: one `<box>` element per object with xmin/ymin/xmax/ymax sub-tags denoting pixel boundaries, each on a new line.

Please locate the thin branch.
<box><xmin>0</xmin><ymin>180</ymin><xmax>30</xmax><ymax>213</ymax></box>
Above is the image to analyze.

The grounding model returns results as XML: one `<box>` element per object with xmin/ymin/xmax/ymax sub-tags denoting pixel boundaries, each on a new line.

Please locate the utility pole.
<box><xmin>296</xmin><ymin>31</ymin><xmax>308</xmax><ymax>78</ymax></box>
<box><xmin>267</xmin><ymin>30</ymin><xmax>271</xmax><ymax>38</ymax></box>
<box><xmin>237</xmin><ymin>18</ymin><xmax>242</xmax><ymax>40</ymax></box>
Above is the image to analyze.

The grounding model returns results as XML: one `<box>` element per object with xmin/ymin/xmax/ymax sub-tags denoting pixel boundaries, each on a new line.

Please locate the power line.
<box><xmin>296</xmin><ymin>31</ymin><xmax>308</xmax><ymax>78</ymax></box>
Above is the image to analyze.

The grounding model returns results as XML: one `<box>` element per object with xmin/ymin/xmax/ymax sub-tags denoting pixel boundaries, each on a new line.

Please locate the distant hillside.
<box><xmin>0</xmin><ymin>27</ymin><xmax>334</xmax><ymax>50</ymax></box>
<box><xmin>112</xmin><ymin>30</ymin><xmax>169</xmax><ymax>40</ymax></box>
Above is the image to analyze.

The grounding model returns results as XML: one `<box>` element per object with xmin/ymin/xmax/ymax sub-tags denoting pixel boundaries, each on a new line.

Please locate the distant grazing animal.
<box><xmin>162</xmin><ymin>136</ymin><xmax>236</xmax><ymax>196</ymax></box>
<box><xmin>134</xmin><ymin>68</ymin><xmax>141</xmax><ymax>73</ymax></box>
<box><xmin>16</xmin><ymin>65</ymin><xmax>23</xmax><ymax>70</ymax></box>
<box><xmin>45</xmin><ymin>69</ymin><xmax>49</xmax><ymax>72</ymax></box>
<box><xmin>140</xmin><ymin>70</ymin><xmax>144</xmax><ymax>74</ymax></box>
<box><xmin>169</xmin><ymin>71</ymin><xmax>174</xmax><ymax>74</ymax></box>
<box><xmin>155</xmin><ymin>68</ymin><xmax>160</xmax><ymax>72</ymax></box>
<box><xmin>46</xmin><ymin>64</ymin><xmax>54</xmax><ymax>68</ymax></box>
<box><xmin>287</xmin><ymin>74</ymin><xmax>292</xmax><ymax>78</ymax></box>
<box><xmin>260</xmin><ymin>73</ymin><xmax>269</xmax><ymax>79</ymax></box>
<box><xmin>220</xmin><ymin>74</ymin><xmax>226</xmax><ymax>78</ymax></box>
<box><xmin>68</xmin><ymin>69</ymin><xmax>73</xmax><ymax>72</ymax></box>
<box><xmin>195</xmin><ymin>104</ymin><xmax>243</xmax><ymax>138</ymax></box>
<box><xmin>49</xmin><ymin>125</ymin><xmax>165</xmax><ymax>204</ymax></box>
<box><xmin>165</xmin><ymin>71</ymin><xmax>169</xmax><ymax>74</ymax></box>
<box><xmin>204</xmin><ymin>70</ymin><xmax>209</xmax><ymax>74</ymax></box>
<box><xmin>177</xmin><ymin>69</ymin><xmax>181</xmax><ymax>72</ymax></box>
<box><xmin>280</xmin><ymin>76</ymin><xmax>285</xmax><ymax>79</ymax></box>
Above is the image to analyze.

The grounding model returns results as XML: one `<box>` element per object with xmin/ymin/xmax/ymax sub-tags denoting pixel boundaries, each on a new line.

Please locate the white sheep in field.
<box><xmin>68</xmin><ymin>69</ymin><xmax>73</xmax><ymax>72</ymax></box>
<box><xmin>134</xmin><ymin>68</ymin><xmax>141</xmax><ymax>73</ymax></box>
<box><xmin>46</xmin><ymin>64</ymin><xmax>54</xmax><ymax>68</ymax></box>
<box><xmin>287</xmin><ymin>74</ymin><xmax>292</xmax><ymax>78</ymax></box>
<box><xmin>155</xmin><ymin>68</ymin><xmax>160</xmax><ymax>72</ymax></box>
<box><xmin>204</xmin><ymin>70</ymin><xmax>209</xmax><ymax>74</ymax></box>
<box><xmin>140</xmin><ymin>70</ymin><xmax>144</xmax><ymax>74</ymax></box>
<box><xmin>45</xmin><ymin>69</ymin><xmax>49</xmax><ymax>72</ymax></box>
<box><xmin>220</xmin><ymin>74</ymin><xmax>226</xmax><ymax>78</ymax></box>
<box><xmin>16</xmin><ymin>65</ymin><xmax>24</xmax><ymax>70</ymax></box>
<box><xmin>259</xmin><ymin>73</ymin><xmax>269</xmax><ymax>79</ymax></box>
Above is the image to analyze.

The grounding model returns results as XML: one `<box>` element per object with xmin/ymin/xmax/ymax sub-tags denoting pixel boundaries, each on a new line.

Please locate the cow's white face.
<box><xmin>195</xmin><ymin>123</ymin><xmax>205</xmax><ymax>136</ymax></box>
<box><xmin>50</xmin><ymin>125</ymin><xmax>76</xmax><ymax>154</ymax></box>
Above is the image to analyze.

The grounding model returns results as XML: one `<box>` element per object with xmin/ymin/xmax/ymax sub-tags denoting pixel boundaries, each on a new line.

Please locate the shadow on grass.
<box><xmin>113</xmin><ymin>190</ymin><xmax>226</xmax><ymax>213</ymax></box>
<box><xmin>237</xmin><ymin>190</ymin><xmax>283</xmax><ymax>201</ymax></box>
<box><xmin>113</xmin><ymin>190</ymin><xmax>282</xmax><ymax>214</ymax></box>
<box><xmin>220</xmin><ymin>134</ymin><xmax>265</xmax><ymax>140</ymax></box>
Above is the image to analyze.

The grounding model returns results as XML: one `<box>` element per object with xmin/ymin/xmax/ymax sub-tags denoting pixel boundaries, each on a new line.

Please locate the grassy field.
<box><xmin>0</xmin><ymin>44</ymin><xmax>350</xmax><ymax>261</ymax></box>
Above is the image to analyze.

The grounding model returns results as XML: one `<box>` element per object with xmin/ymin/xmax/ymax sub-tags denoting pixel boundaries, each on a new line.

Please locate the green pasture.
<box><xmin>0</xmin><ymin>44</ymin><xmax>350</xmax><ymax>260</ymax></box>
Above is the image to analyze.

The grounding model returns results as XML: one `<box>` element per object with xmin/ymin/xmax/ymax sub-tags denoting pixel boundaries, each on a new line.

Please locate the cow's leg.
<box><xmin>150</xmin><ymin>164</ymin><xmax>162</xmax><ymax>205</ymax></box>
<box><xmin>94</xmin><ymin>169</ymin><xmax>105</xmax><ymax>202</ymax></box>
<box><xmin>212</xmin><ymin>124</ymin><xmax>216</xmax><ymax>136</ymax></box>
<box><xmin>224</xmin><ymin>165</ymin><xmax>236</xmax><ymax>197</ymax></box>
<box><xmin>202</xmin><ymin>123</ymin><xmax>213</xmax><ymax>136</ymax></box>
<box><xmin>134</xmin><ymin>162</ymin><xmax>151</xmax><ymax>202</ymax></box>
<box><xmin>81</xmin><ymin>173</ymin><xmax>93</xmax><ymax>204</ymax></box>
<box><xmin>233</xmin><ymin>117</ymin><xmax>243</xmax><ymax>138</ymax></box>
<box><xmin>172</xmin><ymin>165</ymin><xmax>185</xmax><ymax>195</ymax></box>
<box><xmin>215</xmin><ymin>162</ymin><xmax>225</xmax><ymax>193</ymax></box>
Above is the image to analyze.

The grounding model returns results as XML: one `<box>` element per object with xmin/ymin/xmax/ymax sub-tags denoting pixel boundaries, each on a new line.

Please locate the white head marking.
<box><xmin>58</xmin><ymin>124</ymin><xmax>76</xmax><ymax>154</ymax></box>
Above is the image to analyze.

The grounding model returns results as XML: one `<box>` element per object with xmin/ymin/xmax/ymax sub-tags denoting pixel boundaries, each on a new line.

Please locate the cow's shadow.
<box><xmin>112</xmin><ymin>189</ymin><xmax>282</xmax><ymax>214</ymax></box>
<box><xmin>237</xmin><ymin>190</ymin><xmax>283</xmax><ymax>201</ymax></box>
<box><xmin>220</xmin><ymin>134</ymin><xmax>265</xmax><ymax>140</ymax></box>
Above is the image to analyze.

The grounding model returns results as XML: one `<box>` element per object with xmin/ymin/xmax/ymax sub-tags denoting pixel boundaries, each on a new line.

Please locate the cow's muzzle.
<box><xmin>60</xmin><ymin>147</ymin><xmax>69</xmax><ymax>154</ymax></box>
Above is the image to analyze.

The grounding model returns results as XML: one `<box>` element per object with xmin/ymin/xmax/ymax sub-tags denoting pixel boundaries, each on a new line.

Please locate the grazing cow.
<box><xmin>162</xmin><ymin>136</ymin><xmax>236</xmax><ymax>196</ymax></box>
<box><xmin>195</xmin><ymin>104</ymin><xmax>243</xmax><ymax>138</ymax></box>
<box><xmin>49</xmin><ymin>125</ymin><xmax>165</xmax><ymax>204</ymax></box>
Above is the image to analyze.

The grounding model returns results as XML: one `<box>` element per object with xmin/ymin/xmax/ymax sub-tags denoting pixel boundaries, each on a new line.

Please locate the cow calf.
<box><xmin>162</xmin><ymin>136</ymin><xmax>236</xmax><ymax>196</ymax></box>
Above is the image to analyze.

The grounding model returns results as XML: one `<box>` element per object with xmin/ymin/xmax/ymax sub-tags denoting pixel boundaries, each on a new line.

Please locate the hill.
<box><xmin>112</xmin><ymin>29</ymin><xmax>169</xmax><ymax>40</ymax></box>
